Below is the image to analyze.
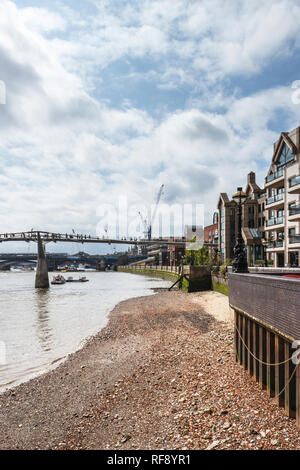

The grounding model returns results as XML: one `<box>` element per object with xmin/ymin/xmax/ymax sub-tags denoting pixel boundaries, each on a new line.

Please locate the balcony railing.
<box><xmin>266</xmin><ymin>216</ymin><xmax>284</xmax><ymax>226</ymax></box>
<box><xmin>289</xmin><ymin>205</ymin><xmax>300</xmax><ymax>216</ymax></box>
<box><xmin>289</xmin><ymin>235</ymin><xmax>300</xmax><ymax>244</ymax></box>
<box><xmin>265</xmin><ymin>168</ymin><xmax>284</xmax><ymax>183</ymax></box>
<box><xmin>289</xmin><ymin>175</ymin><xmax>300</xmax><ymax>187</ymax></box>
<box><xmin>266</xmin><ymin>193</ymin><xmax>284</xmax><ymax>205</ymax></box>
<box><xmin>267</xmin><ymin>239</ymin><xmax>284</xmax><ymax>248</ymax></box>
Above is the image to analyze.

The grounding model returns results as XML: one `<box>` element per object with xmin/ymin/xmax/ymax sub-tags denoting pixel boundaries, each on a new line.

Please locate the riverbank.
<box><xmin>0</xmin><ymin>290</ymin><xmax>299</xmax><ymax>450</ymax></box>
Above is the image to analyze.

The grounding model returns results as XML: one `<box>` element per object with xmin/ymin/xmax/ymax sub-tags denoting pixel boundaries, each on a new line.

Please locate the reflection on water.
<box><xmin>34</xmin><ymin>289</ymin><xmax>52</xmax><ymax>353</ymax></box>
<box><xmin>0</xmin><ymin>271</ymin><xmax>171</xmax><ymax>391</ymax></box>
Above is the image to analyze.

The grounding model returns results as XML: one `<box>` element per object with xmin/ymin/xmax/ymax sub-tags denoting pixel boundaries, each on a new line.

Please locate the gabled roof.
<box><xmin>217</xmin><ymin>192</ymin><xmax>230</xmax><ymax>209</ymax></box>
<box><xmin>245</xmin><ymin>180</ymin><xmax>262</xmax><ymax>196</ymax></box>
<box><xmin>272</xmin><ymin>132</ymin><xmax>297</xmax><ymax>164</ymax></box>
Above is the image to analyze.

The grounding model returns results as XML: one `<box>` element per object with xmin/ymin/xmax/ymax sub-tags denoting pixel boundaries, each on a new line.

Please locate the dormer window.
<box><xmin>277</xmin><ymin>143</ymin><xmax>294</xmax><ymax>168</ymax></box>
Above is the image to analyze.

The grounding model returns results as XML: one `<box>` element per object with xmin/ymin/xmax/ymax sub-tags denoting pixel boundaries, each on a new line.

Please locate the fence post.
<box><xmin>275</xmin><ymin>335</ymin><xmax>285</xmax><ymax>407</ymax></box>
<box><xmin>266</xmin><ymin>330</ymin><xmax>275</xmax><ymax>397</ymax></box>
<box><xmin>259</xmin><ymin>326</ymin><xmax>267</xmax><ymax>390</ymax></box>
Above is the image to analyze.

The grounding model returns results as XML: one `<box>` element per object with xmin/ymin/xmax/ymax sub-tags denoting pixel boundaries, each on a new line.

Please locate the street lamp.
<box><xmin>232</xmin><ymin>187</ymin><xmax>248</xmax><ymax>273</ymax></box>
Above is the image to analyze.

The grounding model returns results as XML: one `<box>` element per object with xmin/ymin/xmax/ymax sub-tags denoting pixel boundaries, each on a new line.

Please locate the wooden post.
<box><xmin>296</xmin><ymin>362</ymin><xmax>300</xmax><ymax>428</ymax></box>
<box><xmin>240</xmin><ymin>314</ymin><xmax>245</xmax><ymax>367</ymax></box>
<box><xmin>275</xmin><ymin>335</ymin><xmax>285</xmax><ymax>407</ymax></box>
<box><xmin>234</xmin><ymin>310</ymin><xmax>239</xmax><ymax>362</ymax></box>
<box><xmin>285</xmin><ymin>341</ymin><xmax>296</xmax><ymax>418</ymax></box>
<box><xmin>244</xmin><ymin>316</ymin><xmax>248</xmax><ymax>370</ymax></box>
<box><xmin>253</xmin><ymin>322</ymin><xmax>259</xmax><ymax>382</ymax></box>
<box><xmin>266</xmin><ymin>330</ymin><xmax>275</xmax><ymax>397</ymax></box>
<box><xmin>259</xmin><ymin>326</ymin><xmax>267</xmax><ymax>390</ymax></box>
<box><xmin>248</xmin><ymin>318</ymin><xmax>253</xmax><ymax>376</ymax></box>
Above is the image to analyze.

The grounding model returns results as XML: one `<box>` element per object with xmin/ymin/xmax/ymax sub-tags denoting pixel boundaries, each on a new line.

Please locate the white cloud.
<box><xmin>1</xmin><ymin>0</ymin><xmax>300</xmax><ymax>252</ymax></box>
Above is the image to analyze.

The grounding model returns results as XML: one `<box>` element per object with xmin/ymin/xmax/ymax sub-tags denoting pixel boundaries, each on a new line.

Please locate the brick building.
<box><xmin>217</xmin><ymin>172</ymin><xmax>265</xmax><ymax>265</ymax></box>
<box><xmin>204</xmin><ymin>212</ymin><xmax>218</xmax><ymax>254</ymax></box>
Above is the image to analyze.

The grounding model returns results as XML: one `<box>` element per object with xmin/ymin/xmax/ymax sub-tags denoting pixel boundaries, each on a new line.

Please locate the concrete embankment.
<box><xmin>118</xmin><ymin>266</ymin><xmax>212</xmax><ymax>292</ymax></box>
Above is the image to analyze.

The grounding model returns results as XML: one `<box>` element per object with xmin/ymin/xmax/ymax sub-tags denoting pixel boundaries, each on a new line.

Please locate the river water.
<box><xmin>0</xmin><ymin>271</ymin><xmax>171</xmax><ymax>392</ymax></box>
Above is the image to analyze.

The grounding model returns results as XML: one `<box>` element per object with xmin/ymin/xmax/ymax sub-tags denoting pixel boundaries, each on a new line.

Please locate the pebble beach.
<box><xmin>0</xmin><ymin>289</ymin><xmax>300</xmax><ymax>450</ymax></box>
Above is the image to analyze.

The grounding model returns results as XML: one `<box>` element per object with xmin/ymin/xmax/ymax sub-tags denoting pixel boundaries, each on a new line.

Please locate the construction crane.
<box><xmin>138</xmin><ymin>211</ymin><xmax>148</xmax><ymax>239</ymax></box>
<box><xmin>138</xmin><ymin>184</ymin><xmax>164</xmax><ymax>241</ymax></box>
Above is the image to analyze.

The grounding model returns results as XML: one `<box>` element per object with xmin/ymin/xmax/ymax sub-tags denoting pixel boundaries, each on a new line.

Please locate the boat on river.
<box><xmin>51</xmin><ymin>275</ymin><xmax>66</xmax><ymax>285</ymax></box>
<box><xmin>65</xmin><ymin>276</ymin><xmax>89</xmax><ymax>283</ymax></box>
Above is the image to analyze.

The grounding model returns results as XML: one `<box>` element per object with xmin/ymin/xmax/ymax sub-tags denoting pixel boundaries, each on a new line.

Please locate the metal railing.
<box><xmin>266</xmin><ymin>192</ymin><xmax>284</xmax><ymax>205</ymax></box>
<box><xmin>265</xmin><ymin>168</ymin><xmax>284</xmax><ymax>183</ymax></box>
<box><xmin>266</xmin><ymin>216</ymin><xmax>284</xmax><ymax>226</ymax></box>
<box><xmin>267</xmin><ymin>240</ymin><xmax>284</xmax><ymax>248</ymax></box>
<box><xmin>289</xmin><ymin>205</ymin><xmax>300</xmax><ymax>216</ymax></box>
<box><xmin>124</xmin><ymin>264</ymin><xmax>184</xmax><ymax>274</ymax></box>
<box><xmin>289</xmin><ymin>175</ymin><xmax>300</xmax><ymax>187</ymax></box>
<box><xmin>289</xmin><ymin>235</ymin><xmax>300</xmax><ymax>244</ymax></box>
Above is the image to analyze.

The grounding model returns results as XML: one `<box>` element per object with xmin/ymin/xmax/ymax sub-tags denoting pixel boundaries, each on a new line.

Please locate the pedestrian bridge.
<box><xmin>0</xmin><ymin>231</ymin><xmax>186</xmax><ymax>288</ymax></box>
<box><xmin>0</xmin><ymin>230</ymin><xmax>186</xmax><ymax>246</ymax></box>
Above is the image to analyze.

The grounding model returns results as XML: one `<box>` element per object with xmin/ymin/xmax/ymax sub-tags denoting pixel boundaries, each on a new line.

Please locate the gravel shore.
<box><xmin>0</xmin><ymin>289</ymin><xmax>299</xmax><ymax>450</ymax></box>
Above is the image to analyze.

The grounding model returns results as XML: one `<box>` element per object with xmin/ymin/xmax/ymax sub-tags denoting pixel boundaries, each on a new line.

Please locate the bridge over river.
<box><xmin>0</xmin><ymin>230</ymin><xmax>187</xmax><ymax>288</ymax></box>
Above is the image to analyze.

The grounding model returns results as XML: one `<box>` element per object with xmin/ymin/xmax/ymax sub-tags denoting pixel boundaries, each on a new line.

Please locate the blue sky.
<box><xmin>1</xmin><ymin>0</ymin><xmax>300</xmax><ymax>253</ymax></box>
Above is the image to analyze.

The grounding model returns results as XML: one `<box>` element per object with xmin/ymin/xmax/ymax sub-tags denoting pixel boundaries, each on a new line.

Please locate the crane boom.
<box><xmin>148</xmin><ymin>184</ymin><xmax>164</xmax><ymax>240</ymax></box>
<box><xmin>138</xmin><ymin>211</ymin><xmax>148</xmax><ymax>238</ymax></box>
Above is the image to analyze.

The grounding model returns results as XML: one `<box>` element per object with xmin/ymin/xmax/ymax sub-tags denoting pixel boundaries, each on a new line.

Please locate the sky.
<box><xmin>1</xmin><ymin>0</ymin><xmax>300</xmax><ymax>253</ymax></box>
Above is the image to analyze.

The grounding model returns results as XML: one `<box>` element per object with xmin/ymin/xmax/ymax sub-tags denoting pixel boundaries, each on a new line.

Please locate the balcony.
<box><xmin>289</xmin><ymin>205</ymin><xmax>300</xmax><ymax>221</ymax></box>
<box><xmin>265</xmin><ymin>168</ymin><xmax>284</xmax><ymax>188</ymax></box>
<box><xmin>266</xmin><ymin>192</ymin><xmax>284</xmax><ymax>208</ymax></box>
<box><xmin>266</xmin><ymin>239</ymin><xmax>284</xmax><ymax>250</ymax></box>
<box><xmin>289</xmin><ymin>235</ymin><xmax>300</xmax><ymax>244</ymax></box>
<box><xmin>266</xmin><ymin>216</ymin><xmax>284</xmax><ymax>227</ymax></box>
<box><xmin>289</xmin><ymin>175</ymin><xmax>300</xmax><ymax>194</ymax></box>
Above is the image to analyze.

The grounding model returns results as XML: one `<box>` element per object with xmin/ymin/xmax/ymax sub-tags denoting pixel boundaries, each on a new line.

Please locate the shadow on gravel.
<box><xmin>181</xmin><ymin>311</ymin><xmax>215</xmax><ymax>334</ymax></box>
<box><xmin>141</xmin><ymin>310</ymin><xmax>215</xmax><ymax>334</ymax></box>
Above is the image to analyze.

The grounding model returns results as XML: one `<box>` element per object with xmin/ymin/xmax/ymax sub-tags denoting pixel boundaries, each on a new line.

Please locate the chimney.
<box><xmin>247</xmin><ymin>171</ymin><xmax>256</xmax><ymax>185</ymax></box>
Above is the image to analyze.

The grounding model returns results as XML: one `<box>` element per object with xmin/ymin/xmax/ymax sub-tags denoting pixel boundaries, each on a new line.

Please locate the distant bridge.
<box><xmin>0</xmin><ymin>251</ymin><xmax>147</xmax><ymax>270</ymax></box>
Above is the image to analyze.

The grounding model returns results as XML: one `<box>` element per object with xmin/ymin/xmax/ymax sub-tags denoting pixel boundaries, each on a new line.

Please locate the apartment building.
<box><xmin>264</xmin><ymin>128</ymin><xmax>300</xmax><ymax>267</ymax></box>
<box><xmin>217</xmin><ymin>172</ymin><xmax>265</xmax><ymax>265</ymax></box>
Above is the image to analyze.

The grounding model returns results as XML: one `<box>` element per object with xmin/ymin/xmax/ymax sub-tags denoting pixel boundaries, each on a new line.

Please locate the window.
<box><xmin>277</xmin><ymin>143</ymin><xmax>294</xmax><ymax>168</ymax></box>
<box><xmin>289</xmin><ymin>227</ymin><xmax>296</xmax><ymax>236</ymax></box>
<box><xmin>277</xmin><ymin>209</ymin><xmax>284</xmax><ymax>218</ymax></box>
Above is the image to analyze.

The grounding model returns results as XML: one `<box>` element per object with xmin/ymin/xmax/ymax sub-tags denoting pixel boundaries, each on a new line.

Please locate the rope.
<box><xmin>235</xmin><ymin>324</ymin><xmax>294</xmax><ymax>366</ymax></box>
<box><xmin>274</xmin><ymin>362</ymin><xmax>298</xmax><ymax>400</ymax></box>
<box><xmin>235</xmin><ymin>323</ymin><xmax>299</xmax><ymax>399</ymax></box>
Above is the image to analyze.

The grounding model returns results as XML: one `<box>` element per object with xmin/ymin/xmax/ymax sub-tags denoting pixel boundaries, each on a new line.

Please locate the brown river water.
<box><xmin>0</xmin><ymin>271</ymin><xmax>171</xmax><ymax>392</ymax></box>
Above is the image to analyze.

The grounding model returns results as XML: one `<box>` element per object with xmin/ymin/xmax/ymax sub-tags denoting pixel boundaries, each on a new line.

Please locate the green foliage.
<box><xmin>220</xmin><ymin>258</ymin><xmax>231</xmax><ymax>275</ymax></box>
<box><xmin>183</xmin><ymin>246</ymin><xmax>209</xmax><ymax>266</ymax></box>
<box><xmin>212</xmin><ymin>282</ymin><xmax>229</xmax><ymax>296</ymax></box>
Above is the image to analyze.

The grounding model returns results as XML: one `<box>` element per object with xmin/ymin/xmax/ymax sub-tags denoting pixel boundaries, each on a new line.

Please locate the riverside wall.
<box><xmin>228</xmin><ymin>272</ymin><xmax>300</xmax><ymax>427</ymax></box>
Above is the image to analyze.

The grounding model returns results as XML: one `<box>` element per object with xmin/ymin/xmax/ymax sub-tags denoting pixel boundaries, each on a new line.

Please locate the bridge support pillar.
<box><xmin>35</xmin><ymin>232</ymin><xmax>49</xmax><ymax>288</ymax></box>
